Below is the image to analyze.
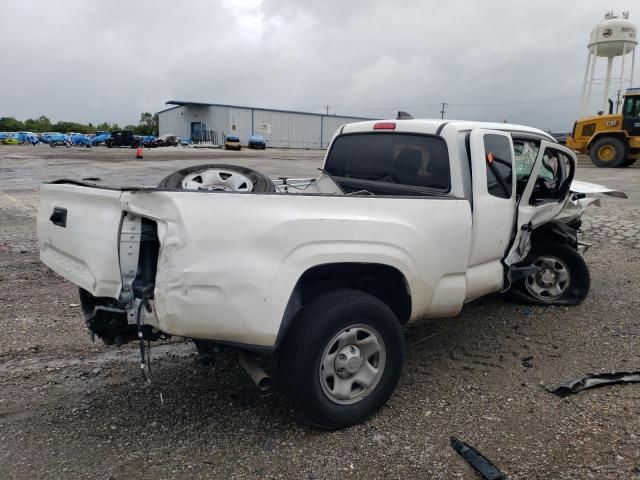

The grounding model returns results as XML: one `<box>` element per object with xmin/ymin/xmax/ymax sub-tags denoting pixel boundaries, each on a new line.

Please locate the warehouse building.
<box><xmin>157</xmin><ymin>100</ymin><xmax>371</xmax><ymax>149</ymax></box>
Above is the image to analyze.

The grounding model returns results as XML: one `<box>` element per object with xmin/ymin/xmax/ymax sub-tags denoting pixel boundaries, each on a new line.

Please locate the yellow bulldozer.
<box><xmin>566</xmin><ymin>87</ymin><xmax>640</xmax><ymax>167</ymax></box>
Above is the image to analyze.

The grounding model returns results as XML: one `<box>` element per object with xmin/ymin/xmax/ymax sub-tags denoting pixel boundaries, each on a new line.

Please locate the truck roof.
<box><xmin>342</xmin><ymin>118</ymin><xmax>555</xmax><ymax>140</ymax></box>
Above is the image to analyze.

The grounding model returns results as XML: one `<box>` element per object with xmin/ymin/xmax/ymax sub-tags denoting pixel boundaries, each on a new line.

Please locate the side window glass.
<box><xmin>483</xmin><ymin>134</ymin><xmax>513</xmax><ymax>199</ymax></box>
<box><xmin>530</xmin><ymin>148</ymin><xmax>570</xmax><ymax>204</ymax></box>
<box><xmin>624</xmin><ymin>97</ymin><xmax>639</xmax><ymax>116</ymax></box>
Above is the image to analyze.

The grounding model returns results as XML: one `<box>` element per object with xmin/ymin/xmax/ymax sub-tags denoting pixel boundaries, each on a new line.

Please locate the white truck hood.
<box><xmin>569</xmin><ymin>180</ymin><xmax>628</xmax><ymax>199</ymax></box>
<box><xmin>553</xmin><ymin>180</ymin><xmax>627</xmax><ymax>224</ymax></box>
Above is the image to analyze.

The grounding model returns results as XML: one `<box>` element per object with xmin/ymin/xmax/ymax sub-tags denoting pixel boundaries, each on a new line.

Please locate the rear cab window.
<box><xmin>324</xmin><ymin>133</ymin><xmax>451</xmax><ymax>196</ymax></box>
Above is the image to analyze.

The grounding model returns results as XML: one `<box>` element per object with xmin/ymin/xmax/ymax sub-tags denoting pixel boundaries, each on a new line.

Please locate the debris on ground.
<box><xmin>551</xmin><ymin>371</ymin><xmax>640</xmax><ymax>397</ymax></box>
<box><xmin>450</xmin><ymin>437</ymin><xmax>508</xmax><ymax>480</ymax></box>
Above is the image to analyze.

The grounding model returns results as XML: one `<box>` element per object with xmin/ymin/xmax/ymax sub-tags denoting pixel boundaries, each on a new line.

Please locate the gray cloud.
<box><xmin>0</xmin><ymin>0</ymin><xmax>636</xmax><ymax>131</ymax></box>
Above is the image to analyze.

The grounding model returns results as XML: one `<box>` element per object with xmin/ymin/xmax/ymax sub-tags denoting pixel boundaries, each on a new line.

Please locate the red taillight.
<box><xmin>373</xmin><ymin>122</ymin><xmax>396</xmax><ymax>130</ymax></box>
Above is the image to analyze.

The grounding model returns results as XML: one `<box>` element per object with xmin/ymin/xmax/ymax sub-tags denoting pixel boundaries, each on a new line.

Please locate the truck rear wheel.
<box><xmin>589</xmin><ymin>137</ymin><xmax>628</xmax><ymax>168</ymax></box>
<box><xmin>278</xmin><ymin>289</ymin><xmax>404</xmax><ymax>429</ymax></box>
<box><xmin>511</xmin><ymin>243</ymin><xmax>590</xmax><ymax>306</ymax></box>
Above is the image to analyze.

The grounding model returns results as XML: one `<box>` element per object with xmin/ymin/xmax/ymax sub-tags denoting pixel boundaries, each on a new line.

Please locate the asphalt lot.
<box><xmin>0</xmin><ymin>144</ymin><xmax>639</xmax><ymax>479</ymax></box>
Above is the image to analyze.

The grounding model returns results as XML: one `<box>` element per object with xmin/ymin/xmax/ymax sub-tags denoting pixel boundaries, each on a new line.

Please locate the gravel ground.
<box><xmin>0</xmin><ymin>145</ymin><xmax>639</xmax><ymax>479</ymax></box>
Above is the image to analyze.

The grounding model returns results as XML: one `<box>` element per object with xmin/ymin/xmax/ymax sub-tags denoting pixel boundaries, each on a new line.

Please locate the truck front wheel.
<box><xmin>589</xmin><ymin>137</ymin><xmax>628</xmax><ymax>168</ymax></box>
<box><xmin>278</xmin><ymin>289</ymin><xmax>404</xmax><ymax>429</ymax></box>
<box><xmin>512</xmin><ymin>243</ymin><xmax>590</xmax><ymax>306</ymax></box>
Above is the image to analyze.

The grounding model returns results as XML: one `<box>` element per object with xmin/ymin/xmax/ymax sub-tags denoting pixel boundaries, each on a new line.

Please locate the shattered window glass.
<box><xmin>513</xmin><ymin>140</ymin><xmax>540</xmax><ymax>180</ymax></box>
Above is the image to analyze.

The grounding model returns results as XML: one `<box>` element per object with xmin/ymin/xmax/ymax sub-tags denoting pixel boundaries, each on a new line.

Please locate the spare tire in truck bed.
<box><xmin>158</xmin><ymin>164</ymin><xmax>276</xmax><ymax>192</ymax></box>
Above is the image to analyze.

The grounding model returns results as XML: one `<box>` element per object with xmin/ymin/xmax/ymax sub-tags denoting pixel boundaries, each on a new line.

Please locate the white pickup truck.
<box><xmin>38</xmin><ymin>118</ymin><xmax>612</xmax><ymax>429</ymax></box>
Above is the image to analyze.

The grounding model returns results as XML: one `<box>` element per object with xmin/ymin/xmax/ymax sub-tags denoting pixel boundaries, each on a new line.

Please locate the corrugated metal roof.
<box><xmin>164</xmin><ymin>100</ymin><xmax>373</xmax><ymax>120</ymax></box>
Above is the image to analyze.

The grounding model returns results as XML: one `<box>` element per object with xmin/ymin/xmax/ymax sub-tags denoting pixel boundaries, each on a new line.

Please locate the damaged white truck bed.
<box><xmin>37</xmin><ymin>118</ymin><xmax>618</xmax><ymax>428</ymax></box>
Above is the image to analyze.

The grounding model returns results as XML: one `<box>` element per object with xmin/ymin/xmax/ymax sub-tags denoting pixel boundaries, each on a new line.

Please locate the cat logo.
<box><xmin>606</xmin><ymin>119</ymin><xmax>618</xmax><ymax>127</ymax></box>
<box><xmin>602</xmin><ymin>28</ymin><xmax>613</xmax><ymax>38</ymax></box>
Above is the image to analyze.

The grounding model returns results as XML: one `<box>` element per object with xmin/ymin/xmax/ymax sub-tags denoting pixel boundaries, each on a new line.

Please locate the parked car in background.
<box><xmin>153</xmin><ymin>134</ymin><xmax>179</xmax><ymax>147</ymax></box>
<box><xmin>248</xmin><ymin>134</ymin><xmax>266</xmax><ymax>149</ymax></box>
<box><xmin>550</xmin><ymin>132</ymin><xmax>570</xmax><ymax>145</ymax></box>
<box><xmin>10</xmin><ymin>132</ymin><xmax>39</xmax><ymax>145</ymax></box>
<box><xmin>40</xmin><ymin>133</ymin><xmax>61</xmax><ymax>144</ymax></box>
<box><xmin>2</xmin><ymin>134</ymin><xmax>19</xmax><ymax>145</ymax></box>
<box><xmin>47</xmin><ymin>133</ymin><xmax>71</xmax><ymax>148</ymax></box>
<box><xmin>69</xmin><ymin>134</ymin><xmax>92</xmax><ymax>148</ymax></box>
<box><xmin>91</xmin><ymin>132</ymin><xmax>111</xmax><ymax>146</ymax></box>
<box><xmin>141</xmin><ymin>135</ymin><xmax>157</xmax><ymax>148</ymax></box>
<box><xmin>224</xmin><ymin>134</ymin><xmax>241</xmax><ymax>150</ymax></box>
<box><xmin>105</xmin><ymin>130</ymin><xmax>141</xmax><ymax>148</ymax></box>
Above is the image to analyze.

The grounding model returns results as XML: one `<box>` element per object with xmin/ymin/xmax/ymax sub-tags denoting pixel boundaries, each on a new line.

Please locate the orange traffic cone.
<box><xmin>136</xmin><ymin>146</ymin><xmax>143</xmax><ymax>159</ymax></box>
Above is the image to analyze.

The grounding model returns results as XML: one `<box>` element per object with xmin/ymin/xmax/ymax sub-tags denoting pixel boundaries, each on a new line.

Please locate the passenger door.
<box><xmin>466</xmin><ymin>129</ymin><xmax>517</xmax><ymax>300</ymax></box>
<box><xmin>505</xmin><ymin>140</ymin><xmax>576</xmax><ymax>265</ymax></box>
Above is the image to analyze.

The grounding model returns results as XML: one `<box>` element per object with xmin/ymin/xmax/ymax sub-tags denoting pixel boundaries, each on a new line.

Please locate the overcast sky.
<box><xmin>0</xmin><ymin>0</ymin><xmax>637</xmax><ymax>131</ymax></box>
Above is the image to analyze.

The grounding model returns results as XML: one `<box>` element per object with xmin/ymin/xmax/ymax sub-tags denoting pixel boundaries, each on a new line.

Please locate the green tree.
<box><xmin>24</xmin><ymin>115</ymin><xmax>52</xmax><ymax>132</ymax></box>
<box><xmin>51</xmin><ymin>121</ymin><xmax>91</xmax><ymax>133</ymax></box>
<box><xmin>138</xmin><ymin>112</ymin><xmax>158</xmax><ymax>135</ymax></box>
<box><xmin>0</xmin><ymin>117</ymin><xmax>25</xmax><ymax>131</ymax></box>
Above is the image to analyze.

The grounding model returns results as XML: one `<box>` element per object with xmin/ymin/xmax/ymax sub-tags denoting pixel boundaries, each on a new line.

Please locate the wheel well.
<box><xmin>275</xmin><ymin>263</ymin><xmax>412</xmax><ymax>348</ymax></box>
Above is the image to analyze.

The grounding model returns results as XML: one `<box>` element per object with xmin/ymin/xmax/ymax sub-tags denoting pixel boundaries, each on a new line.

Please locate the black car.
<box><xmin>105</xmin><ymin>130</ymin><xmax>141</xmax><ymax>148</ymax></box>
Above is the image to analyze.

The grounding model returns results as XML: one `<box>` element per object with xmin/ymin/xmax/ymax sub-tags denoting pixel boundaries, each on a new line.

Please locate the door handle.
<box><xmin>50</xmin><ymin>207</ymin><xmax>67</xmax><ymax>227</ymax></box>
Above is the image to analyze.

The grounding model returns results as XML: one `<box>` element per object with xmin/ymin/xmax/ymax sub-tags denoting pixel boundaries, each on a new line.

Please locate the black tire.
<box><xmin>589</xmin><ymin>137</ymin><xmax>628</xmax><ymax>168</ymax></box>
<box><xmin>621</xmin><ymin>157</ymin><xmax>637</xmax><ymax>167</ymax></box>
<box><xmin>158</xmin><ymin>163</ymin><xmax>276</xmax><ymax>192</ymax></box>
<box><xmin>511</xmin><ymin>243</ymin><xmax>590</xmax><ymax>306</ymax></box>
<box><xmin>278</xmin><ymin>289</ymin><xmax>405</xmax><ymax>429</ymax></box>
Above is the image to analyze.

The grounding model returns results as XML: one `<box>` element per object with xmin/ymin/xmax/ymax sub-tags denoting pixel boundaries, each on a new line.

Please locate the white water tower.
<box><xmin>580</xmin><ymin>11</ymin><xmax>637</xmax><ymax>116</ymax></box>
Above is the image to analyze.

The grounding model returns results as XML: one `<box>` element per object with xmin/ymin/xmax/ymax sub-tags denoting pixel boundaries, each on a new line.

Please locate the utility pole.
<box><xmin>325</xmin><ymin>105</ymin><xmax>330</xmax><ymax>115</ymax></box>
<box><xmin>440</xmin><ymin>102</ymin><xmax>448</xmax><ymax>119</ymax></box>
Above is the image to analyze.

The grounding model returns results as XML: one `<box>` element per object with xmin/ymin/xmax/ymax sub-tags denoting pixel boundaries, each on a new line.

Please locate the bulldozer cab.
<box><xmin>622</xmin><ymin>89</ymin><xmax>640</xmax><ymax>136</ymax></box>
